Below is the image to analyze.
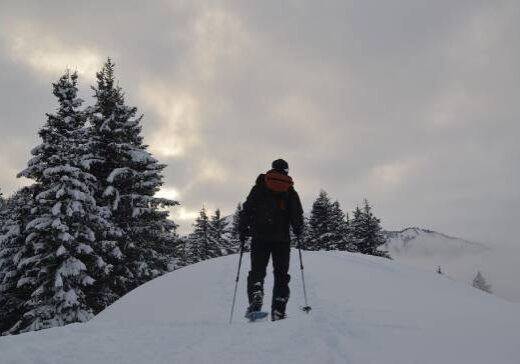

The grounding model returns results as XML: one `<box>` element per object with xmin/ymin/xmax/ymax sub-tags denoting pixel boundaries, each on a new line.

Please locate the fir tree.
<box><xmin>472</xmin><ymin>271</ymin><xmax>492</xmax><ymax>293</ymax></box>
<box><xmin>228</xmin><ymin>203</ymin><xmax>243</xmax><ymax>253</ymax></box>
<box><xmin>304</xmin><ymin>191</ymin><xmax>359</xmax><ymax>252</ymax></box>
<box><xmin>306</xmin><ymin>190</ymin><xmax>334</xmax><ymax>250</ymax></box>
<box><xmin>350</xmin><ymin>199</ymin><xmax>390</xmax><ymax>258</ymax></box>
<box><xmin>172</xmin><ymin>236</ymin><xmax>189</xmax><ymax>268</ymax></box>
<box><xmin>87</xmin><ymin>59</ymin><xmax>178</xmax><ymax>296</ymax></box>
<box><xmin>329</xmin><ymin>201</ymin><xmax>357</xmax><ymax>252</ymax></box>
<box><xmin>0</xmin><ymin>188</ymin><xmax>32</xmax><ymax>334</ymax></box>
<box><xmin>209</xmin><ymin>209</ymin><xmax>232</xmax><ymax>256</ymax></box>
<box><xmin>343</xmin><ymin>212</ymin><xmax>358</xmax><ymax>252</ymax></box>
<box><xmin>11</xmin><ymin>72</ymin><xmax>113</xmax><ymax>333</ymax></box>
<box><xmin>186</xmin><ymin>207</ymin><xmax>212</xmax><ymax>263</ymax></box>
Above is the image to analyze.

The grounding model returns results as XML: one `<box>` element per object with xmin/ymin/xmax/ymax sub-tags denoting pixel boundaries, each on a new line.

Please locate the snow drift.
<box><xmin>1</xmin><ymin>250</ymin><xmax>519</xmax><ymax>364</ymax></box>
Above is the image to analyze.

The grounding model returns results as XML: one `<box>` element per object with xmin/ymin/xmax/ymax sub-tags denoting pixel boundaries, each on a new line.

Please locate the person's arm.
<box><xmin>239</xmin><ymin>184</ymin><xmax>258</xmax><ymax>239</ymax></box>
<box><xmin>289</xmin><ymin>187</ymin><xmax>304</xmax><ymax>237</ymax></box>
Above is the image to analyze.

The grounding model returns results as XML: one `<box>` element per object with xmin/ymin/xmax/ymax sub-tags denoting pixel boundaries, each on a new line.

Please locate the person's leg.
<box><xmin>247</xmin><ymin>239</ymin><xmax>271</xmax><ymax>311</ymax></box>
<box><xmin>271</xmin><ymin>243</ymin><xmax>291</xmax><ymax>319</ymax></box>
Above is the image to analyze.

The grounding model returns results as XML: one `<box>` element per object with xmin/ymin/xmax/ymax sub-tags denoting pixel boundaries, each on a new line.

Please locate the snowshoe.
<box><xmin>245</xmin><ymin>310</ymin><xmax>269</xmax><ymax>322</ymax></box>
<box><xmin>245</xmin><ymin>287</ymin><xmax>267</xmax><ymax>321</ymax></box>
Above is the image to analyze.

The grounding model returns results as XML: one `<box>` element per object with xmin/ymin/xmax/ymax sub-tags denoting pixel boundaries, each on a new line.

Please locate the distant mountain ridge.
<box><xmin>383</xmin><ymin>227</ymin><xmax>486</xmax><ymax>246</ymax></box>
<box><xmin>382</xmin><ymin>227</ymin><xmax>489</xmax><ymax>259</ymax></box>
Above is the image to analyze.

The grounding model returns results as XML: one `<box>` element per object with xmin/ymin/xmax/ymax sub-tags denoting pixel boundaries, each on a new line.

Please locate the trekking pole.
<box><xmin>297</xmin><ymin>237</ymin><xmax>312</xmax><ymax>313</ymax></box>
<box><xmin>229</xmin><ymin>238</ymin><xmax>246</xmax><ymax>324</ymax></box>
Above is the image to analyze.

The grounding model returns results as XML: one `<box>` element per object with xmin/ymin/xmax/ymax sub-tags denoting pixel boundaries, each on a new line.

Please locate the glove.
<box><xmin>239</xmin><ymin>225</ymin><xmax>250</xmax><ymax>244</ymax></box>
<box><xmin>239</xmin><ymin>229</ymin><xmax>249</xmax><ymax>245</ymax></box>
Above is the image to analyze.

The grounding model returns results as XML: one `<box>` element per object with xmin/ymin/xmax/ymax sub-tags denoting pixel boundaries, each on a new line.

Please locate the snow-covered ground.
<box><xmin>1</xmin><ymin>250</ymin><xmax>519</xmax><ymax>364</ymax></box>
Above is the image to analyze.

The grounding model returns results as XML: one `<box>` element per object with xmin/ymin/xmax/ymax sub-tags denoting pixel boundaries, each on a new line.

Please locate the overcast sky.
<box><xmin>0</xmin><ymin>0</ymin><xmax>519</xmax><ymax>243</ymax></box>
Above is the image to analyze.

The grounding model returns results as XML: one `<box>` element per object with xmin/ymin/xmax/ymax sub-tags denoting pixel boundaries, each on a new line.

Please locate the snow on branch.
<box><xmin>107</xmin><ymin>167</ymin><xmax>133</xmax><ymax>183</ymax></box>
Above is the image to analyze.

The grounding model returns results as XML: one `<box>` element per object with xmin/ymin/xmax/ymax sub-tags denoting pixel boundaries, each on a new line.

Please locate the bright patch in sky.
<box><xmin>142</xmin><ymin>87</ymin><xmax>200</xmax><ymax>158</ymax></box>
<box><xmin>155</xmin><ymin>186</ymin><xmax>180</xmax><ymax>201</ymax></box>
<box><xmin>2</xmin><ymin>23</ymin><xmax>102</xmax><ymax>79</ymax></box>
<box><xmin>372</xmin><ymin>160</ymin><xmax>413</xmax><ymax>186</ymax></box>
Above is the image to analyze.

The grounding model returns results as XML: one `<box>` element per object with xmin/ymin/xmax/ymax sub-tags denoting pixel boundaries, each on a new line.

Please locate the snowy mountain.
<box><xmin>1</xmin><ymin>250</ymin><xmax>519</xmax><ymax>363</ymax></box>
<box><xmin>379</xmin><ymin>227</ymin><xmax>520</xmax><ymax>301</ymax></box>
<box><xmin>382</xmin><ymin>227</ymin><xmax>489</xmax><ymax>259</ymax></box>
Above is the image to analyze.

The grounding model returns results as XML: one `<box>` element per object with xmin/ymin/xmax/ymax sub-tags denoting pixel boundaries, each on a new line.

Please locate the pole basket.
<box><xmin>301</xmin><ymin>306</ymin><xmax>312</xmax><ymax>314</ymax></box>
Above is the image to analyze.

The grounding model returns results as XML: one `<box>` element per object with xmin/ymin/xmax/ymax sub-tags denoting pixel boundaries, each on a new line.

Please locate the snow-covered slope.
<box><xmin>1</xmin><ymin>251</ymin><xmax>519</xmax><ymax>364</ymax></box>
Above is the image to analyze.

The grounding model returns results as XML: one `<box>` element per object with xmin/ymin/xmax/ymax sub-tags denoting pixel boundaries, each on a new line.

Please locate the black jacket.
<box><xmin>239</xmin><ymin>170</ymin><xmax>304</xmax><ymax>243</ymax></box>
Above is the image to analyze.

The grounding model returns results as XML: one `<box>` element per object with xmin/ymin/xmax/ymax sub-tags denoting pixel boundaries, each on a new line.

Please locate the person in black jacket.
<box><xmin>239</xmin><ymin>159</ymin><xmax>304</xmax><ymax>321</ymax></box>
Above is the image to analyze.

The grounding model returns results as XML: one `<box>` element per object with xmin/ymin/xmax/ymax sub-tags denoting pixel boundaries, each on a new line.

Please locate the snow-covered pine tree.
<box><xmin>350</xmin><ymin>199</ymin><xmax>390</xmax><ymax>258</ymax></box>
<box><xmin>0</xmin><ymin>188</ymin><xmax>32</xmax><ymax>334</ymax></box>
<box><xmin>343</xmin><ymin>212</ymin><xmax>358</xmax><ymax>252</ymax></box>
<box><xmin>0</xmin><ymin>188</ymin><xmax>5</xmax><ymax>239</ymax></box>
<box><xmin>472</xmin><ymin>271</ymin><xmax>492</xmax><ymax>293</ymax></box>
<box><xmin>350</xmin><ymin>205</ymin><xmax>363</xmax><ymax>250</ymax></box>
<box><xmin>228</xmin><ymin>203</ymin><xmax>243</xmax><ymax>253</ymax></box>
<box><xmin>172</xmin><ymin>236</ymin><xmax>189</xmax><ymax>268</ymax></box>
<box><xmin>87</xmin><ymin>59</ymin><xmax>178</xmax><ymax>297</ymax></box>
<box><xmin>306</xmin><ymin>190</ymin><xmax>334</xmax><ymax>250</ymax></box>
<box><xmin>329</xmin><ymin>201</ymin><xmax>357</xmax><ymax>252</ymax></box>
<box><xmin>186</xmin><ymin>207</ymin><xmax>212</xmax><ymax>264</ymax></box>
<box><xmin>11</xmin><ymin>71</ymin><xmax>114</xmax><ymax>334</ymax></box>
<box><xmin>209</xmin><ymin>209</ymin><xmax>232</xmax><ymax>256</ymax></box>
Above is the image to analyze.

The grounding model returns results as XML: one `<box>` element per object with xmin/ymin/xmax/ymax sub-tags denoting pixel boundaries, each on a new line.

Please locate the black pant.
<box><xmin>247</xmin><ymin>239</ymin><xmax>291</xmax><ymax>313</ymax></box>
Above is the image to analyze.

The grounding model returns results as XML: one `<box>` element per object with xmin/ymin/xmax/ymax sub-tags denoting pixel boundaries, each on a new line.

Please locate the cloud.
<box><xmin>0</xmin><ymin>0</ymin><xmax>518</xmax><ymax>250</ymax></box>
<box><xmin>141</xmin><ymin>86</ymin><xmax>200</xmax><ymax>158</ymax></box>
<box><xmin>0</xmin><ymin>153</ymin><xmax>31</xmax><ymax>194</ymax></box>
<box><xmin>188</xmin><ymin>8</ymin><xmax>251</xmax><ymax>82</ymax></box>
<box><xmin>371</xmin><ymin>159</ymin><xmax>416</xmax><ymax>187</ymax></box>
<box><xmin>1</xmin><ymin>21</ymin><xmax>103</xmax><ymax>80</ymax></box>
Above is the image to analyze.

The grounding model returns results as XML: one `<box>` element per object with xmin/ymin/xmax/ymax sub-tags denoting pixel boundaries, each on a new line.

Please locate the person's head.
<box><xmin>272</xmin><ymin>159</ymin><xmax>289</xmax><ymax>175</ymax></box>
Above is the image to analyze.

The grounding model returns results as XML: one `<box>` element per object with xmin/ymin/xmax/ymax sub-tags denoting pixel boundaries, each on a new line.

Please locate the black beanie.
<box><xmin>272</xmin><ymin>159</ymin><xmax>289</xmax><ymax>171</ymax></box>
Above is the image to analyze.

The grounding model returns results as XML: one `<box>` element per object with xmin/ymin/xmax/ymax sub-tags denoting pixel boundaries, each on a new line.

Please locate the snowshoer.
<box><xmin>239</xmin><ymin>159</ymin><xmax>304</xmax><ymax>321</ymax></box>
